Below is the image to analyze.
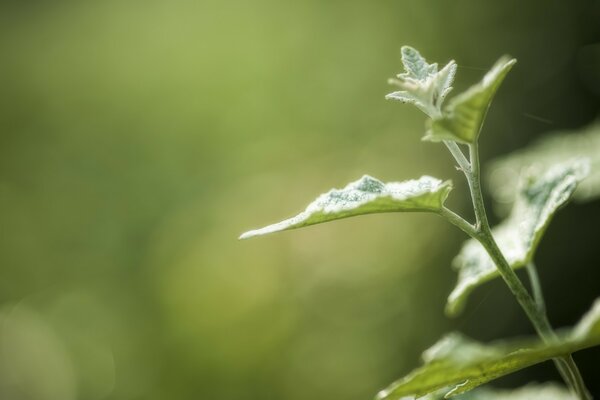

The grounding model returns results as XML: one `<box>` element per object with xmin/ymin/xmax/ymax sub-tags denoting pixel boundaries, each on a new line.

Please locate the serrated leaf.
<box><xmin>446</xmin><ymin>160</ymin><xmax>589</xmax><ymax>316</ymax></box>
<box><xmin>410</xmin><ymin>383</ymin><xmax>575</xmax><ymax>400</ymax></box>
<box><xmin>386</xmin><ymin>46</ymin><xmax>457</xmax><ymax>117</ymax></box>
<box><xmin>425</xmin><ymin>57</ymin><xmax>516</xmax><ymax>144</ymax></box>
<box><xmin>401</xmin><ymin>46</ymin><xmax>434</xmax><ymax>80</ymax></box>
<box><xmin>376</xmin><ymin>298</ymin><xmax>600</xmax><ymax>400</ymax></box>
<box><xmin>239</xmin><ymin>175</ymin><xmax>452</xmax><ymax>239</ymax></box>
<box><xmin>488</xmin><ymin>121</ymin><xmax>600</xmax><ymax>214</ymax></box>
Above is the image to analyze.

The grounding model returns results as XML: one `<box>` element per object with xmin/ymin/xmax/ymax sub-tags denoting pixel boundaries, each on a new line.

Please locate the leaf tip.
<box><xmin>573</xmin><ymin>157</ymin><xmax>591</xmax><ymax>180</ymax></box>
<box><xmin>238</xmin><ymin>230</ymin><xmax>256</xmax><ymax>240</ymax></box>
<box><xmin>238</xmin><ymin>219</ymin><xmax>292</xmax><ymax>239</ymax></box>
<box><xmin>489</xmin><ymin>56</ymin><xmax>517</xmax><ymax>81</ymax></box>
<box><xmin>374</xmin><ymin>388</ymin><xmax>390</xmax><ymax>400</ymax></box>
<box><xmin>384</xmin><ymin>91</ymin><xmax>401</xmax><ymax>101</ymax></box>
<box><xmin>493</xmin><ymin>55</ymin><xmax>517</xmax><ymax>70</ymax></box>
<box><xmin>400</xmin><ymin>45</ymin><xmax>419</xmax><ymax>56</ymax></box>
<box><xmin>444</xmin><ymin>300</ymin><xmax>463</xmax><ymax>318</ymax></box>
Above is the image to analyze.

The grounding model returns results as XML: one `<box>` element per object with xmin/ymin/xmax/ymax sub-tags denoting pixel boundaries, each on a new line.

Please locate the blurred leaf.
<box><xmin>425</xmin><ymin>57</ymin><xmax>516</xmax><ymax>144</ymax></box>
<box><xmin>446</xmin><ymin>160</ymin><xmax>589</xmax><ymax>316</ymax></box>
<box><xmin>408</xmin><ymin>383</ymin><xmax>575</xmax><ymax>400</ymax></box>
<box><xmin>386</xmin><ymin>46</ymin><xmax>457</xmax><ymax>117</ymax></box>
<box><xmin>239</xmin><ymin>175</ymin><xmax>452</xmax><ymax>239</ymax></box>
<box><xmin>488</xmin><ymin>121</ymin><xmax>600</xmax><ymax>214</ymax></box>
<box><xmin>0</xmin><ymin>305</ymin><xmax>76</xmax><ymax>400</ymax></box>
<box><xmin>376</xmin><ymin>298</ymin><xmax>600</xmax><ymax>400</ymax></box>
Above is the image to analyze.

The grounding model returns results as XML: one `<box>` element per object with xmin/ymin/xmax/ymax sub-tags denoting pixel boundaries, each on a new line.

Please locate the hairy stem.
<box><xmin>525</xmin><ymin>262</ymin><xmax>590</xmax><ymax>397</ymax></box>
<box><xmin>438</xmin><ymin>207</ymin><xmax>476</xmax><ymax>237</ymax></box>
<box><xmin>564</xmin><ymin>356</ymin><xmax>591</xmax><ymax>399</ymax></box>
<box><xmin>443</xmin><ymin>141</ymin><xmax>471</xmax><ymax>173</ymax></box>
<box><xmin>475</xmin><ymin>224</ymin><xmax>589</xmax><ymax>398</ymax></box>
<box><xmin>466</xmin><ymin>143</ymin><xmax>489</xmax><ymax>229</ymax></box>
<box><xmin>526</xmin><ymin>262</ymin><xmax>546</xmax><ymax>314</ymax></box>
<box><xmin>442</xmin><ymin>141</ymin><xmax>590</xmax><ymax>399</ymax></box>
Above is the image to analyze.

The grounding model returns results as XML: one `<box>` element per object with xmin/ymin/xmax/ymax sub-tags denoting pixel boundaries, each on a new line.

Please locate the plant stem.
<box><xmin>443</xmin><ymin>141</ymin><xmax>471</xmax><ymax>174</ymax></box>
<box><xmin>476</xmin><ymin>224</ymin><xmax>589</xmax><ymax>398</ymax></box>
<box><xmin>564</xmin><ymin>356</ymin><xmax>591</xmax><ymax>399</ymax></box>
<box><xmin>438</xmin><ymin>207</ymin><xmax>476</xmax><ymax>237</ymax></box>
<box><xmin>465</xmin><ymin>143</ymin><xmax>488</xmax><ymax>229</ymax></box>
<box><xmin>525</xmin><ymin>262</ymin><xmax>590</xmax><ymax>398</ymax></box>
<box><xmin>441</xmin><ymin>141</ymin><xmax>590</xmax><ymax>399</ymax></box>
<box><xmin>526</xmin><ymin>262</ymin><xmax>546</xmax><ymax>314</ymax></box>
<box><xmin>465</xmin><ymin>142</ymin><xmax>591</xmax><ymax>400</ymax></box>
<box><xmin>439</xmin><ymin>208</ymin><xmax>588</xmax><ymax>398</ymax></box>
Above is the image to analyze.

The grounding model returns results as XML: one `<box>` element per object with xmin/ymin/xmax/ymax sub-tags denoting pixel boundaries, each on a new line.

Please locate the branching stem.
<box><xmin>440</xmin><ymin>141</ymin><xmax>591</xmax><ymax>400</ymax></box>
<box><xmin>438</xmin><ymin>207</ymin><xmax>476</xmax><ymax>237</ymax></box>
<box><xmin>443</xmin><ymin>141</ymin><xmax>471</xmax><ymax>174</ymax></box>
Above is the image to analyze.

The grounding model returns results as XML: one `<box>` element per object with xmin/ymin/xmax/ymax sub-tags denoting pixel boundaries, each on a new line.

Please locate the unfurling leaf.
<box><xmin>488</xmin><ymin>121</ymin><xmax>600</xmax><ymax>214</ymax></box>
<box><xmin>446</xmin><ymin>160</ymin><xmax>589</xmax><ymax>316</ymax></box>
<box><xmin>376</xmin><ymin>298</ymin><xmax>600</xmax><ymax>400</ymax></box>
<box><xmin>386</xmin><ymin>46</ymin><xmax>457</xmax><ymax>117</ymax></box>
<box><xmin>425</xmin><ymin>56</ymin><xmax>516</xmax><ymax>144</ymax></box>
<box><xmin>239</xmin><ymin>175</ymin><xmax>452</xmax><ymax>239</ymax></box>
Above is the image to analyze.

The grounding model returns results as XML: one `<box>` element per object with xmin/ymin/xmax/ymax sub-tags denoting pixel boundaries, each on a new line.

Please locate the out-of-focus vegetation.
<box><xmin>0</xmin><ymin>1</ymin><xmax>599</xmax><ymax>399</ymax></box>
<box><xmin>488</xmin><ymin>121</ymin><xmax>600</xmax><ymax>210</ymax></box>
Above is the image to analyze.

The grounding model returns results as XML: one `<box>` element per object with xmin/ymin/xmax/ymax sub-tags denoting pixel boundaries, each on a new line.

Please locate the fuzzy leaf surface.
<box><xmin>386</xmin><ymin>46</ymin><xmax>457</xmax><ymax>117</ymax></box>
<box><xmin>446</xmin><ymin>160</ymin><xmax>589</xmax><ymax>315</ymax></box>
<box><xmin>488</xmin><ymin>121</ymin><xmax>600</xmax><ymax>214</ymax></box>
<box><xmin>239</xmin><ymin>175</ymin><xmax>452</xmax><ymax>239</ymax></box>
<box><xmin>425</xmin><ymin>57</ymin><xmax>516</xmax><ymax>144</ymax></box>
<box><xmin>376</xmin><ymin>298</ymin><xmax>600</xmax><ymax>400</ymax></box>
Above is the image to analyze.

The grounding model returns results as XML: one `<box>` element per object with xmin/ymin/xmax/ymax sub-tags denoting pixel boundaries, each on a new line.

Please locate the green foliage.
<box><xmin>243</xmin><ymin>46</ymin><xmax>597</xmax><ymax>400</ymax></box>
<box><xmin>240</xmin><ymin>175</ymin><xmax>452</xmax><ymax>239</ymax></box>
<box><xmin>425</xmin><ymin>57</ymin><xmax>516</xmax><ymax>144</ymax></box>
<box><xmin>376</xmin><ymin>298</ymin><xmax>600</xmax><ymax>400</ymax></box>
<box><xmin>414</xmin><ymin>383</ymin><xmax>575</xmax><ymax>400</ymax></box>
<box><xmin>386</xmin><ymin>46</ymin><xmax>457</xmax><ymax>118</ymax></box>
<box><xmin>488</xmin><ymin>121</ymin><xmax>600</xmax><ymax>210</ymax></box>
<box><xmin>446</xmin><ymin>159</ymin><xmax>590</xmax><ymax>316</ymax></box>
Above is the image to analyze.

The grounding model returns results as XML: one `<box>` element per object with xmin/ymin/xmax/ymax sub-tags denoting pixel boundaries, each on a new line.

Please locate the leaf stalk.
<box><xmin>526</xmin><ymin>262</ymin><xmax>546</xmax><ymax>314</ymax></box>
<box><xmin>442</xmin><ymin>140</ymin><xmax>592</xmax><ymax>400</ymax></box>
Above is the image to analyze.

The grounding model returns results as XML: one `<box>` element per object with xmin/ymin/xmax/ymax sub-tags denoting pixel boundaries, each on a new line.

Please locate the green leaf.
<box><xmin>446</xmin><ymin>160</ymin><xmax>589</xmax><ymax>316</ymax></box>
<box><xmin>386</xmin><ymin>46</ymin><xmax>457</xmax><ymax>117</ymax></box>
<box><xmin>239</xmin><ymin>175</ymin><xmax>452</xmax><ymax>239</ymax></box>
<box><xmin>400</xmin><ymin>46</ymin><xmax>434</xmax><ymax>80</ymax></box>
<box><xmin>413</xmin><ymin>383</ymin><xmax>575</xmax><ymax>400</ymax></box>
<box><xmin>376</xmin><ymin>298</ymin><xmax>600</xmax><ymax>400</ymax></box>
<box><xmin>488</xmin><ymin>121</ymin><xmax>600</xmax><ymax>214</ymax></box>
<box><xmin>425</xmin><ymin>56</ymin><xmax>516</xmax><ymax>144</ymax></box>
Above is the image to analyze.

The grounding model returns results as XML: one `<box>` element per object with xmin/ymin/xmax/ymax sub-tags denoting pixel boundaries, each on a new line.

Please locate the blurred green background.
<box><xmin>0</xmin><ymin>1</ymin><xmax>599</xmax><ymax>399</ymax></box>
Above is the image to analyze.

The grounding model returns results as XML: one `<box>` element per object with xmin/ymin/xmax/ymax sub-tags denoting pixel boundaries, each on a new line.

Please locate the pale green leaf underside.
<box><xmin>386</xmin><ymin>46</ymin><xmax>457</xmax><ymax>117</ymax></box>
<box><xmin>425</xmin><ymin>57</ymin><xmax>516</xmax><ymax>144</ymax></box>
<box><xmin>400</xmin><ymin>45</ymin><xmax>435</xmax><ymax>80</ymax></box>
<box><xmin>239</xmin><ymin>175</ymin><xmax>452</xmax><ymax>239</ymax></box>
<box><xmin>376</xmin><ymin>298</ymin><xmax>600</xmax><ymax>400</ymax></box>
<box><xmin>488</xmin><ymin>121</ymin><xmax>600</xmax><ymax>214</ymax></box>
<box><xmin>446</xmin><ymin>160</ymin><xmax>589</xmax><ymax>316</ymax></box>
<box><xmin>412</xmin><ymin>383</ymin><xmax>575</xmax><ymax>400</ymax></box>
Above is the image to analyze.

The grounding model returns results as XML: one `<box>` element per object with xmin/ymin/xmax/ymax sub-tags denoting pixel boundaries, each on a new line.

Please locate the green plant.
<box><xmin>240</xmin><ymin>47</ymin><xmax>600</xmax><ymax>399</ymax></box>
